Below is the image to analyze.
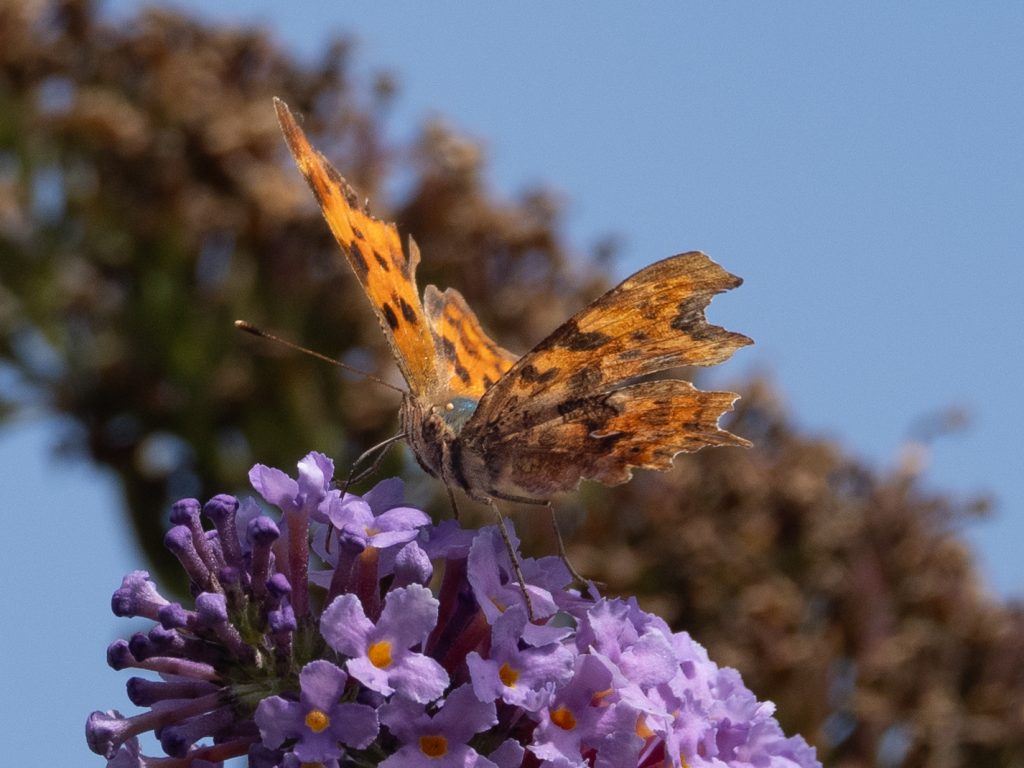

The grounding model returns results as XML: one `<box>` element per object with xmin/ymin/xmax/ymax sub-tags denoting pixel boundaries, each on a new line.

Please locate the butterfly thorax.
<box><xmin>400</xmin><ymin>394</ymin><xmax>480</xmax><ymax>498</ymax></box>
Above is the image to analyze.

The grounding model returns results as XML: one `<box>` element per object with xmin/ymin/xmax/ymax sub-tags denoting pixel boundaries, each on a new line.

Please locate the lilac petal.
<box><xmin>489</xmin><ymin>739</ymin><xmax>526</xmax><ymax>768</ymax></box>
<box><xmin>422</xmin><ymin>519</ymin><xmax>476</xmax><ymax>559</ymax></box>
<box><xmin>293</xmin><ymin>727</ymin><xmax>344</xmax><ymax>763</ymax></box>
<box><xmin>328</xmin><ymin>496</ymin><xmax>373</xmax><ymax>529</ymax></box>
<box><xmin>254</xmin><ymin>695</ymin><xmax>302</xmax><ymax>748</ymax></box>
<box><xmin>376</xmin><ymin>584</ymin><xmax>439</xmax><ymax>649</ymax></box>
<box><xmin>490</xmin><ymin>605</ymin><xmax>528</xmax><ymax>651</ymax></box>
<box><xmin>465</xmin><ymin>751</ymin><xmax>499</xmax><ymax>768</ymax></box>
<box><xmin>432</xmin><ymin>684</ymin><xmax>496</xmax><ymax>742</ymax></box>
<box><xmin>617</xmin><ymin>631</ymin><xmax>679</xmax><ymax>687</ymax></box>
<box><xmin>365</xmin><ymin>529</ymin><xmax>420</xmax><ymax>550</ymax></box>
<box><xmin>248</xmin><ymin>464</ymin><xmax>298</xmax><ymax>509</ymax></box>
<box><xmin>347</xmin><ymin>654</ymin><xmax>397</xmax><ymax>697</ymax></box>
<box><xmin>529</xmin><ymin>734</ymin><xmax>587</xmax><ymax>767</ymax></box>
<box><xmin>468</xmin><ymin>528</ymin><xmax>558</xmax><ymax>622</ymax></box>
<box><xmin>522</xmin><ymin>620</ymin><xmax>573</xmax><ymax>647</ymax></box>
<box><xmin>593</xmin><ymin>703</ymin><xmax>645</xmax><ymax>768</ymax></box>
<box><xmin>522</xmin><ymin>554</ymin><xmax>572</xmax><ymax>592</ymax></box>
<box><xmin>672</xmin><ymin>631</ymin><xmax>715</xmax><ymax>691</ymax></box>
<box><xmin>467</xmin><ymin>529</ymin><xmax>506</xmax><ymax>597</ymax></box>
<box><xmin>299</xmin><ymin>660</ymin><xmax>348</xmax><ymax>711</ymax></box>
<box><xmin>467</xmin><ymin>653</ymin><xmax>507</xmax><ymax>704</ymax></box>
<box><xmin>517</xmin><ymin>645</ymin><xmax>576</xmax><ymax>690</ymax></box>
<box><xmin>467</xmin><ymin>649</ymin><xmax>566</xmax><ymax>713</ymax></box>
<box><xmin>297</xmin><ymin>451</ymin><xmax>333</xmax><ymax>498</ymax></box>
<box><xmin>330</xmin><ymin>702</ymin><xmax>379</xmax><ymax>749</ymax></box>
<box><xmin>378</xmin><ymin>695</ymin><xmax>426</xmax><ymax>741</ymax></box>
<box><xmin>560</xmin><ymin>655</ymin><xmax>614</xmax><ymax>711</ymax></box>
<box><xmin>363</xmin><ymin>477</ymin><xmax>405</xmax><ymax>511</ymax></box>
<box><xmin>393</xmin><ymin>541</ymin><xmax>433</xmax><ymax>587</ymax></box>
<box><xmin>320</xmin><ymin>594</ymin><xmax>374</xmax><ymax>656</ymax></box>
<box><xmin>378</xmin><ymin>747</ymin><xmax>457</xmax><ymax>768</ymax></box>
<box><xmin>389</xmin><ymin>653</ymin><xmax>450</xmax><ymax>703</ymax></box>
<box><xmin>374</xmin><ymin>506</ymin><xmax>431</xmax><ymax>532</ymax></box>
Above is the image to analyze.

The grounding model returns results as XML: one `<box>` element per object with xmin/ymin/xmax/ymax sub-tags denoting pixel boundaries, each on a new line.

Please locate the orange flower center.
<box><xmin>592</xmin><ymin>687</ymin><xmax>614</xmax><ymax>705</ymax></box>
<box><xmin>368</xmin><ymin>640</ymin><xmax>393</xmax><ymax>669</ymax></box>
<box><xmin>499</xmin><ymin>662</ymin><xmax>520</xmax><ymax>687</ymax></box>
<box><xmin>489</xmin><ymin>596</ymin><xmax>508</xmax><ymax>613</ymax></box>
<box><xmin>304</xmin><ymin>708</ymin><xmax>330</xmax><ymax>734</ymax></box>
<box><xmin>419</xmin><ymin>734</ymin><xmax>448</xmax><ymax>757</ymax></box>
<box><xmin>550</xmin><ymin>706</ymin><xmax>577</xmax><ymax>731</ymax></box>
<box><xmin>636</xmin><ymin>713</ymin><xmax>654</xmax><ymax>739</ymax></box>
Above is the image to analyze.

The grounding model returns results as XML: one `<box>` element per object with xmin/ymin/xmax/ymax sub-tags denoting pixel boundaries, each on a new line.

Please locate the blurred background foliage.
<box><xmin>1</xmin><ymin>2</ymin><xmax>1022</xmax><ymax>766</ymax></box>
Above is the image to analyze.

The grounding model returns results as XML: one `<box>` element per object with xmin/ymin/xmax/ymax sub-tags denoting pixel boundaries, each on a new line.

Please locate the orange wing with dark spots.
<box><xmin>423</xmin><ymin>284</ymin><xmax>518</xmax><ymax>398</ymax></box>
<box><xmin>277</xmin><ymin>96</ymin><xmax>753</xmax><ymax>504</ymax></box>
<box><xmin>465</xmin><ymin>380</ymin><xmax>747</xmax><ymax>497</ymax></box>
<box><xmin>275</xmin><ymin>99</ymin><xmax>441</xmax><ymax>398</ymax></box>
<box><xmin>490</xmin><ymin>253</ymin><xmax>750</xmax><ymax>404</ymax></box>
<box><xmin>458</xmin><ymin>252</ymin><xmax>751</xmax><ymax>498</ymax></box>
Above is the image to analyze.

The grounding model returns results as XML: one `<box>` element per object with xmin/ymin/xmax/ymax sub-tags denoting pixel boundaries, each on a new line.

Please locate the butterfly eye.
<box><xmin>445</xmin><ymin>402</ymin><xmax>455</xmax><ymax>412</ymax></box>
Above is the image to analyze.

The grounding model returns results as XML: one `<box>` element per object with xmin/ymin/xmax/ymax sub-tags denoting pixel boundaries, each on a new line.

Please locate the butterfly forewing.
<box><xmin>275</xmin><ymin>99</ymin><xmax>441</xmax><ymax>398</ymax></box>
<box><xmin>484</xmin><ymin>253</ymin><xmax>749</xmax><ymax>408</ymax></box>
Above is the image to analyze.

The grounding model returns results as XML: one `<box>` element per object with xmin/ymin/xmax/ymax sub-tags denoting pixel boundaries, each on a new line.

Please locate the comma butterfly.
<box><xmin>275</xmin><ymin>99</ymin><xmax>752</xmax><ymax>508</ymax></box>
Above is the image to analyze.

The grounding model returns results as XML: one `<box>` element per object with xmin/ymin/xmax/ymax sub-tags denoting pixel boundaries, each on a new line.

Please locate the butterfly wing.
<box><xmin>423</xmin><ymin>281</ymin><xmax>519</xmax><ymax>398</ymax></box>
<box><xmin>275</xmin><ymin>99</ymin><xmax>441</xmax><ymax>398</ymax></box>
<box><xmin>458</xmin><ymin>251</ymin><xmax>751</xmax><ymax>498</ymax></box>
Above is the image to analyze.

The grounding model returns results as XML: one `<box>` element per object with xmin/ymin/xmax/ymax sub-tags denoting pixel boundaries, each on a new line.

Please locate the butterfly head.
<box><xmin>399</xmin><ymin>394</ymin><xmax>480</xmax><ymax>492</ymax></box>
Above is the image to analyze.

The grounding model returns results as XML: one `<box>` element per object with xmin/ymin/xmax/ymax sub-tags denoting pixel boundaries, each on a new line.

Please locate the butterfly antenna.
<box><xmin>234</xmin><ymin>320</ymin><xmax>406</xmax><ymax>395</ymax></box>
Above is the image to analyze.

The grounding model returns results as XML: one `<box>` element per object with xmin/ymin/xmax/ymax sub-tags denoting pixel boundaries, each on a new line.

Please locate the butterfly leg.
<box><xmin>325</xmin><ymin>433</ymin><xmax>406</xmax><ymax>554</ymax></box>
<box><xmin>445</xmin><ymin>483</ymin><xmax>461</xmax><ymax>521</ymax></box>
<box><xmin>341</xmin><ymin>433</ymin><xmax>407</xmax><ymax>496</ymax></box>
<box><xmin>547</xmin><ymin>502</ymin><xmax>585</xmax><ymax>585</ymax></box>
<box><xmin>488</xmin><ymin>501</ymin><xmax>535</xmax><ymax>621</ymax></box>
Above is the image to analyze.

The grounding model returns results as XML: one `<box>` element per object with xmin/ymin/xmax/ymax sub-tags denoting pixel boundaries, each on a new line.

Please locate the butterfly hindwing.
<box><xmin>462</xmin><ymin>379</ymin><xmax>747</xmax><ymax>496</ymax></box>
<box><xmin>423</xmin><ymin>284</ymin><xmax>518</xmax><ymax>399</ymax></box>
<box><xmin>275</xmin><ymin>99</ymin><xmax>441</xmax><ymax>397</ymax></box>
<box><xmin>458</xmin><ymin>252</ymin><xmax>751</xmax><ymax>498</ymax></box>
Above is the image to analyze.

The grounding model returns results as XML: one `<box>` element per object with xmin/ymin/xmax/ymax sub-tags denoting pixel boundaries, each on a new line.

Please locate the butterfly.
<box><xmin>274</xmin><ymin>99</ymin><xmax>752</xmax><ymax>508</ymax></box>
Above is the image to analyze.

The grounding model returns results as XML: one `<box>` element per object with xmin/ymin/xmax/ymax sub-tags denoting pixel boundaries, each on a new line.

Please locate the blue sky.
<box><xmin>5</xmin><ymin>3</ymin><xmax>1022</xmax><ymax>764</ymax></box>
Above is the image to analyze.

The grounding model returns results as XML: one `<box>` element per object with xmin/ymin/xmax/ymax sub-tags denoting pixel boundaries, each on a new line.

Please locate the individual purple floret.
<box><xmin>255</xmin><ymin>660</ymin><xmax>378</xmax><ymax>763</ymax></box>
<box><xmin>87</xmin><ymin>453</ymin><xmax>821</xmax><ymax>768</ymax></box>
<box><xmin>467</xmin><ymin>605</ymin><xmax>574</xmax><ymax>712</ymax></box>
<box><xmin>321</xmin><ymin>584</ymin><xmax>450</xmax><ymax>703</ymax></box>
<box><xmin>326</xmin><ymin>481</ymin><xmax>430</xmax><ymax>552</ymax></box>
<box><xmin>378</xmin><ymin>684</ymin><xmax>498</xmax><ymax>768</ymax></box>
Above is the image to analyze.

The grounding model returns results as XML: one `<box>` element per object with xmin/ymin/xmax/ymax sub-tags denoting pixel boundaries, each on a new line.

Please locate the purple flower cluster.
<box><xmin>87</xmin><ymin>452</ymin><xmax>820</xmax><ymax>768</ymax></box>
